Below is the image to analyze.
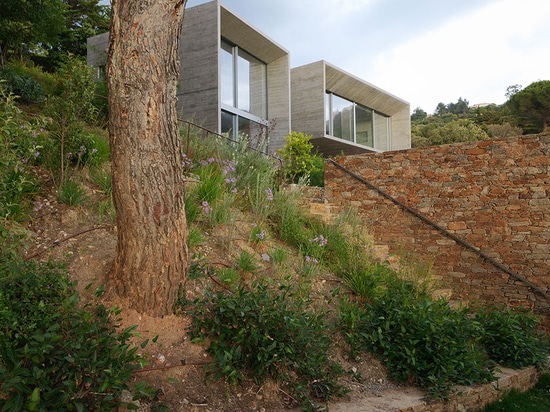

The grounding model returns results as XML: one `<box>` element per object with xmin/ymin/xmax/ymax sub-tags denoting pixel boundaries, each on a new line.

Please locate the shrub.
<box><xmin>0</xmin><ymin>66</ymin><xmax>45</xmax><ymax>103</ymax></box>
<box><xmin>0</xmin><ymin>90</ymin><xmax>44</xmax><ymax>221</ymax></box>
<box><xmin>180</xmin><ymin>281</ymin><xmax>347</xmax><ymax>411</ymax></box>
<box><xmin>475</xmin><ymin>305</ymin><xmax>549</xmax><ymax>370</ymax></box>
<box><xmin>277</xmin><ymin>131</ymin><xmax>320</xmax><ymax>184</ymax></box>
<box><xmin>0</xmin><ymin>259</ymin><xmax>152</xmax><ymax>411</ymax></box>
<box><xmin>339</xmin><ymin>275</ymin><xmax>496</xmax><ymax>399</ymax></box>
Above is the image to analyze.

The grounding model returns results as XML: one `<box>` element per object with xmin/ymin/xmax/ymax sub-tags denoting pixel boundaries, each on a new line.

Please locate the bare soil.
<box><xmin>24</xmin><ymin>169</ymin><xmax>406</xmax><ymax>411</ymax></box>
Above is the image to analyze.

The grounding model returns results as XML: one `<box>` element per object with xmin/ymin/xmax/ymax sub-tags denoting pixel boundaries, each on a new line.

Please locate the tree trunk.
<box><xmin>106</xmin><ymin>0</ymin><xmax>188</xmax><ymax>317</ymax></box>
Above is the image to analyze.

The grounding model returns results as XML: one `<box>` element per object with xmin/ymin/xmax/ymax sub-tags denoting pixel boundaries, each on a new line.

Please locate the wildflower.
<box><xmin>256</xmin><ymin>230</ymin><xmax>266</xmax><ymax>240</ymax></box>
<box><xmin>222</xmin><ymin>160</ymin><xmax>236</xmax><ymax>175</ymax></box>
<box><xmin>199</xmin><ymin>159</ymin><xmax>209</xmax><ymax>166</ymax></box>
<box><xmin>208</xmin><ymin>157</ymin><xmax>216</xmax><ymax>163</ymax></box>
<box><xmin>305</xmin><ymin>256</ymin><xmax>319</xmax><ymax>264</ymax></box>
<box><xmin>33</xmin><ymin>201</ymin><xmax>44</xmax><ymax>212</ymax></box>
<box><xmin>33</xmin><ymin>151</ymin><xmax>40</xmax><ymax>158</ymax></box>
<box><xmin>310</xmin><ymin>235</ymin><xmax>327</xmax><ymax>247</ymax></box>
<box><xmin>91</xmin><ymin>148</ymin><xmax>98</xmax><ymax>154</ymax></box>
<box><xmin>265</xmin><ymin>188</ymin><xmax>273</xmax><ymax>201</ymax></box>
<box><xmin>201</xmin><ymin>201</ymin><xmax>212</xmax><ymax>213</ymax></box>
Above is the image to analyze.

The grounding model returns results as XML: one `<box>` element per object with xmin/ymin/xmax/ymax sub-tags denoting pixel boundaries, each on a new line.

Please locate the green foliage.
<box><xmin>43</xmin><ymin>55</ymin><xmax>97</xmax><ymax>184</ymax></box>
<box><xmin>0</xmin><ymin>66</ymin><xmax>44</xmax><ymax>103</ymax></box>
<box><xmin>339</xmin><ymin>277</ymin><xmax>496</xmax><ymax>399</ymax></box>
<box><xmin>277</xmin><ymin>131</ymin><xmax>321</xmax><ymax>184</ymax></box>
<box><xmin>413</xmin><ymin>119</ymin><xmax>490</xmax><ymax>146</ymax></box>
<box><xmin>0</xmin><ymin>89</ymin><xmax>44</xmax><ymax>221</ymax></box>
<box><xmin>0</xmin><ymin>259</ymin><xmax>152</xmax><ymax>411</ymax></box>
<box><xmin>236</xmin><ymin>250</ymin><xmax>258</xmax><ymax>274</ymax></box>
<box><xmin>0</xmin><ymin>0</ymin><xmax>66</xmax><ymax>63</ymax></box>
<box><xmin>57</xmin><ymin>179</ymin><xmax>87</xmax><ymax>206</ymax></box>
<box><xmin>475</xmin><ymin>305</ymin><xmax>549</xmax><ymax>370</ymax></box>
<box><xmin>507</xmin><ymin>80</ymin><xmax>550</xmax><ymax>133</ymax></box>
<box><xmin>180</xmin><ymin>281</ymin><xmax>347</xmax><ymax>411</ymax></box>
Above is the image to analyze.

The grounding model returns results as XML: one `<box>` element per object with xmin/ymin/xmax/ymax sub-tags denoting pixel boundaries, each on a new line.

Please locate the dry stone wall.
<box><xmin>324</xmin><ymin>133</ymin><xmax>550</xmax><ymax>327</ymax></box>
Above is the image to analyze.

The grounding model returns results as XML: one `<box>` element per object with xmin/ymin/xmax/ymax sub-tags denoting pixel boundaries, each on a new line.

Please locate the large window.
<box><xmin>220</xmin><ymin>40</ymin><xmax>268</xmax><ymax>143</ymax></box>
<box><xmin>325</xmin><ymin>92</ymin><xmax>390</xmax><ymax>150</ymax></box>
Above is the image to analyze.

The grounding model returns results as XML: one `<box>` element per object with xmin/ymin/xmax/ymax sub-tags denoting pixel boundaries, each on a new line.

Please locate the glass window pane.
<box><xmin>237</xmin><ymin>52</ymin><xmax>250</xmax><ymax>112</ymax></box>
<box><xmin>237</xmin><ymin>49</ymin><xmax>267</xmax><ymax>118</ymax></box>
<box><xmin>238</xmin><ymin>116</ymin><xmax>250</xmax><ymax>139</ymax></box>
<box><xmin>331</xmin><ymin>94</ymin><xmax>354</xmax><ymax>142</ymax></box>
<box><xmin>220</xmin><ymin>42</ymin><xmax>234</xmax><ymax>107</ymax></box>
<box><xmin>221</xmin><ymin>110</ymin><xmax>236</xmax><ymax>139</ymax></box>
<box><xmin>374</xmin><ymin>112</ymin><xmax>389</xmax><ymax>150</ymax></box>
<box><xmin>355</xmin><ymin>104</ymin><xmax>373</xmax><ymax>146</ymax></box>
<box><xmin>325</xmin><ymin>93</ymin><xmax>330</xmax><ymax>135</ymax></box>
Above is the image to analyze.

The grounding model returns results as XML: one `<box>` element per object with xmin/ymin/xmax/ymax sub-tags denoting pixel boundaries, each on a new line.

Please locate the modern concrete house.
<box><xmin>291</xmin><ymin>61</ymin><xmax>411</xmax><ymax>155</ymax></box>
<box><xmin>87</xmin><ymin>0</ymin><xmax>410</xmax><ymax>155</ymax></box>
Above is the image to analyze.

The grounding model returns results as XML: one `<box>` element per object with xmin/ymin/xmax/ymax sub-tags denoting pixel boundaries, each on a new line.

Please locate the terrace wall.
<box><xmin>324</xmin><ymin>133</ymin><xmax>550</xmax><ymax>328</ymax></box>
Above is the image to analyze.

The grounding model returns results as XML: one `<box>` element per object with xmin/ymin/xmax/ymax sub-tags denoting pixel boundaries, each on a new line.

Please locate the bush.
<box><xmin>475</xmin><ymin>305</ymin><xmax>549</xmax><ymax>370</ymax></box>
<box><xmin>339</xmin><ymin>276</ymin><xmax>496</xmax><ymax>399</ymax></box>
<box><xmin>0</xmin><ymin>66</ymin><xmax>45</xmax><ymax>103</ymax></box>
<box><xmin>180</xmin><ymin>281</ymin><xmax>347</xmax><ymax>411</ymax></box>
<box><xmin>0</xmin><ymin>90</ymin><xmax>44</xmax><ymax>221</ymax></box>
<box><xmin>277</xmin><ymin>131</ymin><xmax>320</xmax><ymax>184</ymax></box>
<box><xmin>0</xmin><ymin>259</ymin><xmax>152</xmax><ymax>411</ymax></box>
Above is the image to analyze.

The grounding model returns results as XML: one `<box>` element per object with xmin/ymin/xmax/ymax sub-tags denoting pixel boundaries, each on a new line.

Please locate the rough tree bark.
<box><xmin>106</xmin><ymin>0</ymin><xmax>188</xmax><ymax>317</ymax></box>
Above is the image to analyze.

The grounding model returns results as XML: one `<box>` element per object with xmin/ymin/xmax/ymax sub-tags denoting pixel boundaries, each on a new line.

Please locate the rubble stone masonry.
<box><xmin>324</xmin><ymin>133</ymin><xmax>550</xmax><ymax>328</ymax></box>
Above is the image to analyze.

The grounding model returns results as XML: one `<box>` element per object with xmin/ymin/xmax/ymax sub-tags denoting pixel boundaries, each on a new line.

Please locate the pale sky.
<box><xmin>102</xmin><ymin>0</ymin><xmax>550</xmax><ymax>114</ymax></box>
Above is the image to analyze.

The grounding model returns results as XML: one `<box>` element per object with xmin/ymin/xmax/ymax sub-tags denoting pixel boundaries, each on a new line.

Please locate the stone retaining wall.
<box><xmin>324</xmin><ymin>133</ymin><xmax>550</xmax><ymax>327</ymax></box>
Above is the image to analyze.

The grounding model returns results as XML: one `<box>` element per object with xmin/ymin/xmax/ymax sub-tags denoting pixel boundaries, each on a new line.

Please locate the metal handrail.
<box><xmin>328</xmin><ymin>158</ymin><xmax>549</xmax><ymax>300</ymax></box>
<box><xmin>178</xmin><ymin>119</ymin><xmax>283</xmax><ymax>184</ymax></box>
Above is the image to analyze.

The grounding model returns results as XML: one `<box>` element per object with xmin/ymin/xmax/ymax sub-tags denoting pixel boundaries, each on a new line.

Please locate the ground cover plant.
<box><xmin>0</xmin><ymin>258</ymin><xmax>156</xmax><ymax>411</ymax></box>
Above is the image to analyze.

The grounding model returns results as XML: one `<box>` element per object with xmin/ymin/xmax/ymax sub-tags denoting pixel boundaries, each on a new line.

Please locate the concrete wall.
<box><xmin>324</xmin><ymin>133</ymin><xmax>550</xmax><ymax>327</ymax></box>
<box><xmin>177</xmin><ymin>1</ymin><xmax>219</xmax><ymax>132</ymax></box>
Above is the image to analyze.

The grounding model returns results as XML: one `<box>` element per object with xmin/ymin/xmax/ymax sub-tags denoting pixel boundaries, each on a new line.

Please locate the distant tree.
<box><xmin>0</xmin><ymin>0</ymin><xmax>66</xmax><ymax>66</ymax></box>
<box><xmin>486</xmin><ymin>123</ymin><xmax>523</xmax><ymax>139</ymax></box>
<box><xmin>411</xmin><ymin>107</ymin><xmax>428</xmax><ymax>122</ymax></box>
<box><xmin>421</xmin><ymin>119</ymin><xmax>489</xmax><ymax>146</ymax></box>
<box><xmin>434</xmin><ymin>98</ymin><xmax>470</xmax><ymax>116</ymax></box>
<box><xmin>59</xmin><ymin>0</ymin><xmax>111</xmax><ymax>58</ymax></box>
<box><xmin>507</xmin><ymin>80</ymin><xmax>550</xmax><ymax>133</ymax></box>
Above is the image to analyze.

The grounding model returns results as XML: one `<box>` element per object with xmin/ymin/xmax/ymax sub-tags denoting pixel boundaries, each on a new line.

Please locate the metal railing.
<box><xmin>178</xmin><ymin>119</ymin><xmax>283</xmax><ymax>184</ymax></box>
<box><xmin>328</xmin><ymin>158</ymin><xmax>549</xmax><ymax>300</ymax></box>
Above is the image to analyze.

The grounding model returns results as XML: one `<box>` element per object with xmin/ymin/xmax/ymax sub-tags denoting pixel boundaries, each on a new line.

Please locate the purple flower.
<box><xmin>201</xmin><ymin>201</ymin><xmax>212</xmax><ymax>213</ymax></box>
<box><xmin>256</xmin><ymin>230</ymin><xmax>266</xmax><ymax>240</ymax></box>
<box><xmin>265</xmin><ymin>188</ymin><xmax>273</xmax><ymax>201</ymax></box>
<box><xmin>305</xmin><ymin>256</ymin><xmax>319</xmax><ymax>264</ymax></box>
<box><xmin>310</xmin><ymin>235</ymin><xmax>327</xmax><ymax>247</ymax></box>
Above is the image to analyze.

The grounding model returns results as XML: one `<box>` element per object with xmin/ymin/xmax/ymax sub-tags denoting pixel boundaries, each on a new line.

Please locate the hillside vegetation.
<box><xmin>0</xmin><ymin>59</ymin><xmax>548</xmax><ymax>411</ymax></box>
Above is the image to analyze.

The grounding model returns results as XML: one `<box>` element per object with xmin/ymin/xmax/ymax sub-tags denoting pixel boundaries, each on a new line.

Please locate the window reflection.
<box><xmin>221</xmin><ymin>40</ymin><xmax>267</xmax><ymax>119</ymax></box>
<box><xmin>325</xmin><ymin>92</ymin><xmax>389</xmax><ymax>150</ymax></box>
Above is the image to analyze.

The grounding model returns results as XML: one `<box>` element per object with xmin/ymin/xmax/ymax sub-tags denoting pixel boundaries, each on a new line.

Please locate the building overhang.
<box><xmin>311</xmin><ymin>135</ymin><xmax>382</xmax><ymax>157</ymax></box>
<box><xmin>324</xmin><ymin>61</ymin><xmax>409</xmax><ymax>116</ymax></box>
<box><xmin>220</xmin><ymin>4</ymin><xmax>288</xmax><ymax>64</ymax></box>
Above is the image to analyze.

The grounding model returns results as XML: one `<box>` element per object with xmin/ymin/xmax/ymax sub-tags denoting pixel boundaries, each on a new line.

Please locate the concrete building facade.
<box><xmin>87</xmin><ymin>0</ymin><xmax>410</xmax><ymax>155</ymax></box>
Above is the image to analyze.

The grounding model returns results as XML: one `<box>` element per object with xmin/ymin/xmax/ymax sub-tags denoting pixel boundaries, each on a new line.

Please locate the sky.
<box><xmin>104</xmin><ymin>0</ymin><xmax>550</xmax><ymax>114</ymax></box>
